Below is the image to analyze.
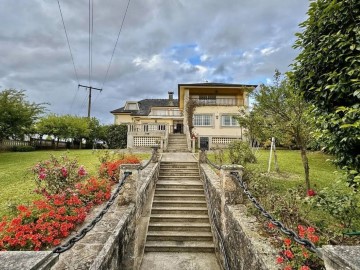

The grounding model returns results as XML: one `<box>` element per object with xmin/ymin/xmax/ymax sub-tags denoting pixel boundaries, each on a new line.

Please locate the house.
<box><xmin>110</xmin><ymin>82</ymin><xmax>257</xmax><ymax>150</ymax></box>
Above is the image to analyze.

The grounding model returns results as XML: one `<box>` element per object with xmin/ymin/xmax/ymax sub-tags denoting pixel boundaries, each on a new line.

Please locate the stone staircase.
<box><xmin>143</xmin><ymin>161</ymin><xmax>215</xmax><ymax>253</ymax></box>
<box><xmin>166</xmin><ymin>134</ymin><xmax>189</xmax><ymax>152</ymax></box>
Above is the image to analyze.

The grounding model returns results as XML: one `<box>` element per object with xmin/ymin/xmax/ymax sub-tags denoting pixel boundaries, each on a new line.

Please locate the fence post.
<box><xmin>118</xmin><ymin>164</ymin><xmax>140</xmax><ymax>207</ymax></box>
<box><xmin>199</xmin><ymin>149</ymin><xmax>207</xmax><ymax>164</ymax></box>
<box><xmin>220</xmin><ymin>165</ymin><xmax>243</xmax><ymax>235</ymax></box>
<box><xmin>151</xmin><ymin>146</ymin><xmax>160</xmax><ymax>163</ymax></box>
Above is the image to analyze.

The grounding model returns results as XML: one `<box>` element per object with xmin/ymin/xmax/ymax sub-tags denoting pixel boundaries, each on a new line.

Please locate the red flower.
<box><xmin>283</xmin><ymin>238</ymin><xmax>291</xmax><ymax>247</ymax></box>
<box><xmin>61</xmin><ymin>167</ymin><xmax>68</xmax><ymax>178</ymax></box>
<box><xmin>300</xmin><ymin>266</ymin><xmax>310</xmax><ymax>270</ymax></box>
<box><xmin>283</xmin><ymin>266</ymin><xmax>292</xmax><ymax>270</ymax></box>
<box><xmin>284</xmin><ymin>249</ymin><xmax>294</xmax><ymax>259</ymax></box>
<box><xmin>307</xmin><ymin>189</ymin><xmax>316</xmax><ymax>197</ymax></box>
<box><xmin>276</xmin><ymin>256</ymin><xmax>284</xmax><ymax>264</ymax></box>
<box><xmin>78</xmin><ymin>166</ymin><xmax>87</xmax><ymax>177</ymax></box>
<box><xmin>268</xmin><ymin>222</ymin><xmax>276</xmax><ymax>229</ymax></box>
<box><xmin>38</xmin><ymin>173</ymin><xmax>46</xmax><ymax>180</ymax></box>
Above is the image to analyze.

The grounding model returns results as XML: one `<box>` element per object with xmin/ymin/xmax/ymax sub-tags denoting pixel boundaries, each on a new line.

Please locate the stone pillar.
<box><xmin>322</xmin><ymin>245</ymin><xmax>360</xmax><ymax>270</ymax></box>
<box><xmin>220</xmin><ymin>164</ymin><xmax>243</xmax><ymax>235</ymax></box>
<box><xmin>118</xmin><ymin>164</ymin><xmax>140</xmax><ymax>206</ymax></box>
<box><xmin>151</xmin><ymin>145</ymin><xmax>160</xmax><ymax>163</ymax></box>
<box><xmin>199</xmin><ymin>149</ymin><xmax>207</xmax><ymax>164</ymax></box>
<box><xmin>191</xmin><ymin>138</ymin><xmax>195</xmax><ymax>153</ymax></box>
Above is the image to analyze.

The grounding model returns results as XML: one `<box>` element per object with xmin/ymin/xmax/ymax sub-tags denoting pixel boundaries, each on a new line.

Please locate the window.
<box><xmin>193</xmin><ymin>114</ymin><xmax>212</xmax><ymax>126</ymax></box>
<box><xmin>125</xmin><ymin>102</ymin><xmax>139</xmax><ymax>110</ymax></box>
<box><xmin>221</xmin><ymin>115</ymin><xmax>239</xmax><ymax>126</ymax></box>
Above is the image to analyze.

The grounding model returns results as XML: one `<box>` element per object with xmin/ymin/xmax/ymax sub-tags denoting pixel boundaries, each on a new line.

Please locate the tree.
<box><xmin>104</xmin><ymin>124</ymin><xmax>127</xmax><ymax>149</ymax></box>
<box><xmin>293</xmin><ymin>0</ymin><xmax>360</xmax><ymax>188</ymax></box>
<box><xmin>0</xmin><ymin>89</ymin><xmax>45</xmax><ymax>142</ymax></box>
<box><xmin>252</xmin><ymin>71</ymin><xmax>314</xmax><ymax>191</ymax></box>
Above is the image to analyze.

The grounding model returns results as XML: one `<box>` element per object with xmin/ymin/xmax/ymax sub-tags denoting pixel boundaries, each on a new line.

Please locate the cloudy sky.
<box><xmin>0</xmin><ymin>0</ymin><xmax>309</xmax><ymax>124</ymax></box>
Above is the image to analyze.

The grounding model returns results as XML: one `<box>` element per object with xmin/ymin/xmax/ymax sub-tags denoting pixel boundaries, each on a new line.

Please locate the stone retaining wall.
<box><xmin>200</xmin><ymin>163</ymin><xmax>278</xmax><ymax>270</ymax></box>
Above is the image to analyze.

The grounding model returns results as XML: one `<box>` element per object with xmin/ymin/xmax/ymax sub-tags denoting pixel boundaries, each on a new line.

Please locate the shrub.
<box><xmin>31</xmin><ymin>155</ymin><xmax>88</xmax><ymax>195</ymax></box>
<box><xmin>228</xmin><ymin>140</ymin><xmax>256</xmax><ymax>165</ymax></box>
<box><xmin>99</xmin><ymin>155</ymin><xmax>140</xmax><ymax>183</ymax></box>
<box><xmin>274</xmin><ymin>225</ymin><xmax>323</xmax><ymax>270</ymax></box>
<box><xmin>11</xmin><ymin>145</ymin><xmax>35</xmax><ymax>152</ymax></box>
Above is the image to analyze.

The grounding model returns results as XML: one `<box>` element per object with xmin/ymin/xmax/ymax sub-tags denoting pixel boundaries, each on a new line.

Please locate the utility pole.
<box><xmin>78</xmin><ymin>84</ymin><xmax>102</xmax><ymax>118</ymax></box>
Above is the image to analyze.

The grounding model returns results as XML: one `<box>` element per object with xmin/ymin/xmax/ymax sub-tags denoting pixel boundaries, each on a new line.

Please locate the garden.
<box><xmin>0</xmin><ymin>149</ymin><xmax>149</xmax><ymax>251</ymax></box>
<box><xmin>208</xmin><ymin>142</ymin><xmax>359</xmax><ymax>270</ymax></box>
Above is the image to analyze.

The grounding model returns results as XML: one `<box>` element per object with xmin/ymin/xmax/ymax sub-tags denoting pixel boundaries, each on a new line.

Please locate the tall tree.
<box><xmin>293</xmin><ymin>0</ymin><xmax>360</xmax><ymax>188</ymax></box>
<box><xmin>0</xmin><ymin>89</ymin><xmax>45</xmax><ymax>142</ymax></box>
<box><xmin>252</xmin><ymin>71</ymin><xmax>314</xmax><ymax>191</ymax></box>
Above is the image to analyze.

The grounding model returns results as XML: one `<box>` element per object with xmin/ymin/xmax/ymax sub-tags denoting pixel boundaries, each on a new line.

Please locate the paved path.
<box><xmin>161</xmin><ymin>152</ymin><xmax>198</xmax><ymax>162</ymax></box>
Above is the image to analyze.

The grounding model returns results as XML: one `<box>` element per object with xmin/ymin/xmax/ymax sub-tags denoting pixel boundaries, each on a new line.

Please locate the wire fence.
<box><xmin>204</xmin><ymin>155</ymin><xmax>321</xmax><ymax>257</ymax></box>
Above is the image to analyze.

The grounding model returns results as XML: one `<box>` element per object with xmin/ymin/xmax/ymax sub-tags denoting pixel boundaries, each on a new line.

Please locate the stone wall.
<box><xmin>200</xmin><ymin>163</ymin><xmax>278</xmax><ymax>270</ymax></box>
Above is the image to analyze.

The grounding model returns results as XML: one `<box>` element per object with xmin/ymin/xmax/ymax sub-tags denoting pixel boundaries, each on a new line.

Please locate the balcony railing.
<box><xmin>149</xmin><ymin>109</ymin><xmax>183</xmax><ymax>117</ymax></box>
<box><xmin>190</xmin><ymin>97</ymin><xmax>244</xmax><ymax>106</ymax></box>
<box><xmin>128</xmin><ymin>123</ymin><xmax>167</xmax><ymax>134</ymax></box>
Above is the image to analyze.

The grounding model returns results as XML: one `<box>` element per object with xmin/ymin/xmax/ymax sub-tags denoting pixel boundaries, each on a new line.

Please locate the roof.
<box><xmin>110</xmin><ymin>99</ymin><xmax>179</xmax><ymax>116</ymax></box>
<box><xmin>178</xmin><ymin>82</ymin><xmax>258</xmax><ymax>88</ymax></box>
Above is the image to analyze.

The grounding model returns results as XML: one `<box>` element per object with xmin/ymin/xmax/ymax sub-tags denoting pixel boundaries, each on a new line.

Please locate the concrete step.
<box><xmin>150</xmin><ymin>214</ymin><xmax>209</xmax><ymax>223</ymax></box>
<box><xmin>160</xmin><ymin>168</ymin><xmax>198</xmax><ymax>172</ymax></box>
<box><xmin>156</xmin><ymin>182</ymin><xmax>203</xmax><ymax>189</ymax></box>
<box><xmin>159</xmin><ymin>174</ymin><xmax>199</xmax><ymax>178</ymax></box>
<box><xmin>158</xmin><ymin>175</ymin><xmax>200</xmax><ymax>180</ymax></box>
<box><xmin>154</xmin><ymin>194</ymin><xmax>205</xmax><ymax>201</ymax></box>
<box><xmin>151</xmin><ymin>207</ymin><xmax>208</xmax><ymax>215</ymax></box>
<box><xmin>144</xmin><ymin>241</ymin><xmax>215</xmax><ymax>253</ymax></box>
<box><xmin>148</xmin><ymin>222</ymin><xmax>211</xmax><ymax>232</ymax></box>
<box><xmin>146</xmin><ymin>231</ymin><xmax>213</xmax><ymax>242</ymax></box>
<box><xmin>155</xmin><ymin>188</ymin><xmax>204</xmax><ymax>195</ymax></box>
<box><xmin>152</xmin><ymin>200</ymin><xmax>207</xmax><ymax>207</ymax></box>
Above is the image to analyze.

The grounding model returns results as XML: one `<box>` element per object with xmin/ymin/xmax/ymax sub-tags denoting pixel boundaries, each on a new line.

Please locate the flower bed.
<box><xmin>0</xmin><ymin>154</ymin><xmax>140</xmax><ymax>251</ymax></box>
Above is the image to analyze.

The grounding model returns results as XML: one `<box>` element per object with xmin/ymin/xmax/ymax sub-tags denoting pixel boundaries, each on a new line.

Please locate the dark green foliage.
<box><xmin>0</xmin><ymin>89</ymin><xmax>45</xmax><ymax>141</ymax></box>
<box><xmin>11</xmin><ymin>145</ymin><xmax>36</xmax><ymax>152</ymax></box>
<box><xmin>228</xmin><ymin>140</ymin><xmax>256</xmax><ymax>165</ymax></box>
<box><xmin>105</xmin><ymin>124</ymin><xmax>127</xmax><ymax>149</ymax></box>
<box><xmin>293</xmin><ymin>0</ymin><xmax>360</xmax><ymax>188</ymax></box>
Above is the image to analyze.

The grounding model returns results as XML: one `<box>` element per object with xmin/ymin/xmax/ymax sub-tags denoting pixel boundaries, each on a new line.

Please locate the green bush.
<box><xmin>106</xmin><ymin>124</ymin><xmax>127</xmax><ymax>149</ymax></box>
<box><xmin>11</xmin><ymin>145</ymin><xmax>35</xmax><ymax>152</ymax></box>
<box><xmin>228</xmin><ymin>140</ymin><xmax>256</xmax><ymax>165</ymax></box>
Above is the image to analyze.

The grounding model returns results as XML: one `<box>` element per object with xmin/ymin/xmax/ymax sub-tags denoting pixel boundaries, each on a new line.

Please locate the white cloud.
<box><xmin>0</xmin><ymin>0</ymin><xmax>310</xmax><ymax>123</ymax></box>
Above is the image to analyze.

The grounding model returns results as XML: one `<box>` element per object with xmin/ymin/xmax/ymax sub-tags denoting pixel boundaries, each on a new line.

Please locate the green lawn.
<box><xmin>210</xmin><ymin>149</ymin><xmax>338</xmax><ymax>190</ymax></box>
<box><xmin>0</xmin><ymin>150</ymin><xmax>150</xmax><ymax>218</ymax></box>
<box><xmin>208</xmin><ymin>149</ymin><xmax>360</xmax><ymax>237</ymax></box>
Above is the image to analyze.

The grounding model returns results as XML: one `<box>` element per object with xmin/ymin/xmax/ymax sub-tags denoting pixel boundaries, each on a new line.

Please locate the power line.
<box><xmin>56</xmin><ymin>0</ymin><xmax>79</xmax><ymax>85</ymax></box>
<box><xmin>101</xmin><ymin>0</ymin><xmax>131</xmax><ymax>88</ymax></box>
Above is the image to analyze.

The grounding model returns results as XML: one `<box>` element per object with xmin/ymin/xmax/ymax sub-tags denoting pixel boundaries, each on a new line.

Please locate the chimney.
<box><xmin>168</xmin><ymin>91</ymin><xmax>174</xmax><ymax>106</ymax></box>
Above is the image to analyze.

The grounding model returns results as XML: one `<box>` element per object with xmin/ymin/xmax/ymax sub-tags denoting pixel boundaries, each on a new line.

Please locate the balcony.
<box><xmin>149</xmin><ymin>109</ymin><xmax>183</xmax><ymax>117</ymax></box>
<box><xmin>190</xmin><ymin>97</ymin><xmax>244</xmax><ymax>106</ymax></box>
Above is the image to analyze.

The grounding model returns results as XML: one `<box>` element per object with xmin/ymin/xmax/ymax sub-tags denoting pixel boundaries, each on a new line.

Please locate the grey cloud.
<box><xmin>0</xmin><ymin>0</ymin><xmax>309</xmax><ymax>123</ymax></box>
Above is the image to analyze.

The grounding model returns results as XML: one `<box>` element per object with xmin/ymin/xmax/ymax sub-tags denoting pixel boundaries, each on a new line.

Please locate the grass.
<box><xmin>0</xmin><ymin>149</ymin><xmax>150</xmax><ymax>218</ymax></box>
<box><xmin>208</xmin><ymin>149</ymin><xmax>360</xmax><ymax>239</ymax></box>
<box><xmin>210</xmin><ymin>149</ymin><xmax>339</xmax><ymax>190</ymax></box>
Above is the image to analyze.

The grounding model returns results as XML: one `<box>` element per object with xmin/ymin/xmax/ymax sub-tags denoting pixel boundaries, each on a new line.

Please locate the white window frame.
<box><xmin>221</xmin><ymin>115</ymin><xmax>240</xmax><ymax>127</ymax></box>
<box><xmin>193</xmin><ymin>114</ymin><xmax>213</xmax><ymax>126</ymax></box>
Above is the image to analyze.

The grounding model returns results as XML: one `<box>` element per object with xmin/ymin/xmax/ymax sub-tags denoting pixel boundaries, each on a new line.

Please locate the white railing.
<box><xmin>128</xmin><ymin>123</ymin><xmax>167</xmax><ymax>134</ymax></box>
<box><xmin>149</xmin><ymin>109</ymin><xmax>183</xmax><ymax>117</ymax></box>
